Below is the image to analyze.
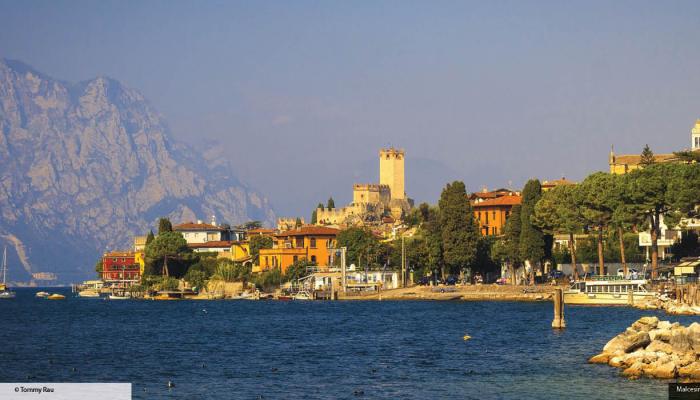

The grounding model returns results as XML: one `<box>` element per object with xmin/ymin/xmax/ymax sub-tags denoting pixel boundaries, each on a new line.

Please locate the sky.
<box><xmin>1</xmin><ymin>0</ymin><xmax>700</xmax><ymax>219</ymax></box>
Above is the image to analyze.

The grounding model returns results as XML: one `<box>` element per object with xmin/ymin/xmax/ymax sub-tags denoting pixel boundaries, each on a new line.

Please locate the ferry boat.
<box><xmin>564</xmin><ymin>275</ymin><xmax>656</xmax><ymax>305</ymax></box>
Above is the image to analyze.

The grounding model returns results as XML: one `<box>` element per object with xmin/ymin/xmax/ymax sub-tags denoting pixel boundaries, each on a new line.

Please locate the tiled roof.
<box><xmin>187</xmin><ymin>241</ymin><xmax>234</xmax><ymax>248</ymax></box>
<box><xmin>472</xmin><ymin>195</ymin><xmax>522</xmax><ymax>207</ymax></box>
<box><xmin>248</xmin><ymin>228</ymin><xmax>276</xmax><ymax>234</ymax></box>
<box><xmin>276</xmin><ymin>226</ymin><xmax>340</xmax><ymax>237</ymax></box>
<box><xmin>612</xmin><ymin>153</ymin><xmax>676</xmax><ymax>165</ymax></box>
<box><xmin>104</xmin><ymin>251</ymin><xmax>136</xmax><ymax>257</ymax></box>
<box><xmin>542</xmin><ymin>178</ymin><xmax>576</xmax><ymax>187</ymax></box>
<box><xmin>174</xmin><ymin>222</ymin><xmax>225</xmax><ymax>231</ymax></box>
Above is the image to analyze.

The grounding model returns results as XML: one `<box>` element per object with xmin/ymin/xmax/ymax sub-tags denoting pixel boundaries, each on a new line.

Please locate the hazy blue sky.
<box><xmin>2</xmin><ymin>1</ymin><xmax>700</xmax><ymax>219</ymax></box>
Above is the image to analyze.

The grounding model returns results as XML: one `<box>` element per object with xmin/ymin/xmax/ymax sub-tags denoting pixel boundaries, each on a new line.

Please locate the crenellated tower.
<box><xmin>379</xmin><ymin>148</ymin><xmax>405</xmax><ymax>200</ymax></box>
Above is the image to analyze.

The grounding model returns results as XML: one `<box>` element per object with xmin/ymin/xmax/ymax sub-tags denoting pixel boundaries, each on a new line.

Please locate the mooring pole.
<box><xmin>552</xmin><ymin>288</ymin><xmax>566</xmax><ymax>329</ymax></box>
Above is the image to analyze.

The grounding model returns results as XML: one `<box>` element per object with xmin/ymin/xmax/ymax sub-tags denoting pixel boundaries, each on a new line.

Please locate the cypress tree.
<box><xmin>146</xmin><ymin>230</ymin><xmax>155</xmax><ymax>245</ymax></box>
<box><xmin>327</xmin><ymin>197</ymin><xmax>335</xmax><ymax>209</ymax></box>
<box><xmin>158</xmin><ymin>217</ymin><xmax>173</xmax><ymax>234</ymax></box>
<box><xmin>438</xmin><ymin>181</ymin><xmax>479</xmax><ymax>278</ymax></box>
<box><xmin>639</xmin><ymin>144</ymin><xmax>655</xmax><ymax>167</ymax></box>
<box><xmin>519</xmin><ymin>179</ymin><xmax>545</xmax><ymax>285</ymax></box>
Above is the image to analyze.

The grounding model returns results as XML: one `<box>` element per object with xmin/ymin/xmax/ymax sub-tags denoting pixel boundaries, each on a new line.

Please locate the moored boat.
<box><xmin>564</xmin><ymin>275</ymin><xmax>656</xmax><ymax>305</ymax></box>
<box><xmin>47</xmin><ymin>294</ymin><xmax>66</xmax><ymax>300</ymax></box>
<box><xmin>0</xmin><ymin>247</ymin><xmax>15</xmax><ymax>299</ymax></box>
<box><xmin>293</xmin><ymin>291</ymin><xmax>312</xmax><ymax>301</ymax></box>
<box><xmin>35</xmin><ymin>291</ymin><xmax>50</xmax><ymax>298</ymax></box>
<box><xmin>78</xmin><ymin>289</ymin><xmax>100</xmax><ymax>298</ymax></box>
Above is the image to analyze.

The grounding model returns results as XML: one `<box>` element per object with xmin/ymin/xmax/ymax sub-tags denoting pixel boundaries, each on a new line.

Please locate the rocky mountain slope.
<box><xmin>0</xmin><ymin>59</ymin><xmax>275</xmax><ymax>284</ymax></box>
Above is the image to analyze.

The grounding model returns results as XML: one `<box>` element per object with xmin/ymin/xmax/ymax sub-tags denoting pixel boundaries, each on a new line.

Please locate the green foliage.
<box><xmin>519</xmin><ymin>180</ymin><xmax>546</xmax><ymax>264</ymax></box>
<box><xmin>474</xmin><ymin>236</ymin><xmax>500</xmax><ymax>274</ymax></box>
<box><xmin>417</xmin><ymin>203</ymin><xmax>443</xmax><ymax>271</ymax></box>
<box><xmin>250</xmin><ymin>235</ymin><xmax>273</xmax><ymax>263</ymax></box>
<box><xmin>239</xmin><ymin>221</ymin><xmax>262</xmax><ymax>230</ymax></box>
<box><xmin>295</xmin><ymin>217</ymin><xmax>302</xmax><ymax>228</ymax></box>
<box><xmin>327</xmin><ymin>197</ymin><xmax>335</xmax><ymax>209</ymax></box>
<box><xmin>184</xmin><ymin>269</ymin><xmax>207</xmax><ymax>291</ymax></box>
<box><xmin>533</xmin><ymin>185</ymin><xmax>584</xmax><ymax>236</ymax></box>
<box><xmin>497</xmin><ymin>204</ymin><xmax>522</xmax><ymax>265</ymax></box>
<box><xmin>283</xmin><ymin>259</ymin><xmax>315</xmax><ymax>282</ymax></box>
<box><xmin>212</xmin><ymin>259</ymin><xmax>250</xmax><ymax>282</ymax></box>
<box><xmin>639</xmin><ymin>144</ymin><xmax>655</xmax><ymax>167</ymax></box>
<box><xmin>336</xmin><ymin>227</ymin><xmax>382</xmax><ymax>268</ymax></box>
<box><xmin>311</xmin><ymin>209</ymin><xmax>318</xmax><ymax>224</ymax></box>
<box><xmin>157</xmin><ymin>217</ymin><xmax>173</xmax><ymax>234</ymax></box>
<box><xmin>438</xmin><ymin>181</ymin><xmax>479</xmax><ymax>275</ymax></box>
<box><xmin>158</xmin><ymin>276</ymin><xmax>180</xmax><ymax>291</ymax></box>
<box><xmin>250</xmin><ymin>269</ymin><xmax>281</xmax><ymax>291</ymax></box>
<box><xmin>146</xmin><ymin>230</ymin><xmax>155</xmax><ymax>245</ymax></box>
<box><xmin>318</xmin><ymin>202</ymin><xmax>324</xmax><ymax>211</ymax></box>
<box><xmin>671</xmin><ymin>231</ymin><xmax>700</xmax><ymax>260</ymax></box>
<box><xmin>95</xmin><ymin>258</ymin><xmax>103</xmax><ymax>277</ymax></box>
<box><xmin>144</xmin><ymin>231</ymin><xmax>189</xmax><ymax>276</ymax></box>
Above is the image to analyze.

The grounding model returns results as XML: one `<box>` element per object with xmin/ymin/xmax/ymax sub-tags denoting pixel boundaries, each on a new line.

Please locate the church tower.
<box><xmin>692</xmin><ymin>119</ymin><xmax>700</xmax><ymax>151</ymax></box>
<box><xmin>379</xmin><ymin>148</ymin><xmax>405</xmax><ymax>200</ymax></box>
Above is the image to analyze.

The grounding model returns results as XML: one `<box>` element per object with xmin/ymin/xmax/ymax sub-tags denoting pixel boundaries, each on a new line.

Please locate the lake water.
<box><xmin>1</xmin><ymin>288</ymin><xmax>697</xmax><ymax>399</ymax></box>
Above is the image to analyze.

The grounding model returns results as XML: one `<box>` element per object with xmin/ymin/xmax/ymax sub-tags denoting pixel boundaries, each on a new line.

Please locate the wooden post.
<box><xmin>628</xmin><ymin>289</ymin><xmax>634</xmax><ymax>306</ymax></box>
<box><xmin>552</xmin><ymin>288</ymin><xmax>566</xmax><ymax>329</ymax></box>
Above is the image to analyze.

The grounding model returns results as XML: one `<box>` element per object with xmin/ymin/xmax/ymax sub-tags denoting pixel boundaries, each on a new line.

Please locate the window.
<box><xmin>310</xmin><ymin>238</ymin><xmax>317</xmax><ymax>248</ymax></box>
<box><xmin>485</xmin><ymin>212</ymin><xmax>489</xmax><ymax>224</ymax></box>
<box><xmin>492</xmin><ymin>211</ymin><xmax>496</xmax><ymax>220</ymax></box>
<box><xmin>295</xmin><ymin>237</ymin><xmax>304</xmax><ymax>248</ymax></box>
<box><xmin>311</xmin><ymin>255</ymin><xmax>317</xmax><ymax>263</ymax></box>
<box><xmin>264</xmin><ymin>257</ymin><xmax>269</xmax><ymax>267</ymax></box>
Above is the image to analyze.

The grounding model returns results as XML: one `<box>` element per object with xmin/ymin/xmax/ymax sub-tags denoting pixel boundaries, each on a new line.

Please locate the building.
<box><xmin>541</xmin><ymin>178</ymin><xmax>576</xmax><ymax>192</ymax></box>
<box><xmin>277</xmin><ymin>217</ymin><xmax>305</xmax><ymax>231</ymax></box>
<box><xmin>316</xmin><ymin>148</ymin><xmax>413</xmax><ymax>225</ymax></box>
<box><xmin>609</xmin><ymin>148</ymin><xmax>677</xmax><ymax>175</ymax></box>
<box><xmin>256</xmin><ymin>226</ymin><xmax>339</xmax><ymax>273</ymax></box>
<box><xmin>133</xmin><ymin>235</ymin><xmax>147</xmax><ymax>252</ymax></box>
<box><xmin>102</xmin><ymin>251</ymin><xmax>141</xmax><ymax>285</ymax></box>
<box><xmin>174</xmin><ymin>217</ymin><xmax>246</xmax><ymax>244</ymax></box>
<box><xmin>472</xmin><ymin>194</ymin><xmax>522</xmax><ymax>236</ymax></box>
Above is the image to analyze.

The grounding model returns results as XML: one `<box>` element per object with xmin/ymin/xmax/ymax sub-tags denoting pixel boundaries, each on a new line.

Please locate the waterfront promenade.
<box><xmin>342</xmin><ymin>284</ymin><xmax>557</xmax><ymax>301</ymax></box>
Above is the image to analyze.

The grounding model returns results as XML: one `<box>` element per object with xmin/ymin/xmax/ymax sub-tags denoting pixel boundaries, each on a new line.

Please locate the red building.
<box><xmin>102</xmin><ymin>251</ymin><xmax>141</xmax><ymax>283</ymax></box>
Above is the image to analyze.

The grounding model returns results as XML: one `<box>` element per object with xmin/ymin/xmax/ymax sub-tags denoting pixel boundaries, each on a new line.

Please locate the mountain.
<box><xmin>0</xmin><ymin>59</ymin><xmax>275</xmax><ymax>284</ymax></box>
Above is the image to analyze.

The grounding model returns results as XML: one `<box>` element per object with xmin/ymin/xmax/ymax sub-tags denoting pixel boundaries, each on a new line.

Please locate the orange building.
<box><xmin>257</xmin><ymin>226</ymin><xmax>339</xmax><ymax>273</ymax></box>
<box><xmin>472</xmin><ymin>194</ymin><xmax>522</xmax><ymax>236</ymax></box>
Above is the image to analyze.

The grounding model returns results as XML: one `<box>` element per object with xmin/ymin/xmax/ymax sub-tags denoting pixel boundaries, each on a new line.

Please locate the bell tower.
<box><xmin>692</xmin><ymin>120</ymin><xmax>700</xmax><ymax>151</ymax></box>
<box><xmin>379</xmin><ymin>148</ymin><xmax>405</xmax><ymax>200</ymax></box>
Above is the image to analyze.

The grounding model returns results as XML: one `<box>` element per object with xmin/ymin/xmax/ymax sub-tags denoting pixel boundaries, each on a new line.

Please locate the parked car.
<box><xmin>417</xmin><ymin>276</ymin><xmax>431</xmax><ymax>286</ymax></box>
<box><xmin>445</xmin><ymin>276</ymin><xmax>458</xmax><ymax>285</ymax></box>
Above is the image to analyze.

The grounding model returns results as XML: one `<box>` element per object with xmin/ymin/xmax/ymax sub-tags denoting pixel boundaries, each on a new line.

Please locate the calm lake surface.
<box><xmin>1</xmin><ymin>288</ymin><xmax>697</xmax><ymax>399</ymax></box>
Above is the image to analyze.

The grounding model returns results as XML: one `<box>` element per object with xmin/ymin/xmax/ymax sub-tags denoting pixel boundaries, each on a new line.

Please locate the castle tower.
<box><xmin>379</xmin><ymin>148</ymin><xmax>405</xmax><ymax>200</ymax></box>
<box><xmin>692</xmin><ymin>119</ymin><xmax>700</xmax><ymax>151</ymax></box>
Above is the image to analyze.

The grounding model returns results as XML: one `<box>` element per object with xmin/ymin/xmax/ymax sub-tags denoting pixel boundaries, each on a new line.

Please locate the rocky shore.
<box><xmin>589</xmin><ymin>316</ymin><xmax>700</xmax><ymax>380</ymax></box>
<box><xmin>634</xmin><ymin>298</ymin><xmax>700</xmax><ymax>316</ymax></box>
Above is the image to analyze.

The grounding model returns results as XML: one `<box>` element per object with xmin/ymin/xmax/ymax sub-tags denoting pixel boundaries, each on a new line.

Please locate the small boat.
<box><xmin>47</xmin><ymin>294</ymin><xmax>66</xmax><ymax>300</ymax></box>
<box><xmin>108</xmin><ymin>294</ymin><xmax>130</xmax><ymax>300</ymax></box>
<box><xmin>78</xmin><ymin>290</ymin><xmax>100</xmax><ymax>298</ymax></box>
<box><xmin>293</xmin><ymin>291</ymin><xmax>312</xmax><ymax>301</ymax></box>
<box><xmin>277</xmin><ymin>295</ymin><xmax>293</xmax><ymax>301</ymax></box>
<box><xmin>35</xmin><ymin>291</ymin><xmax>50</xmax><ymax>298</ymax></box>
<box><xmin>0</xmin><ymin>247</ymin><xmax>16</xmax><ymax>299</ymax></box>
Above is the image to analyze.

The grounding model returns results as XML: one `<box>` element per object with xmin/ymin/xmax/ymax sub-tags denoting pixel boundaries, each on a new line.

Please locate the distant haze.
<box><xmin>2</xmin><ymin>1</ymin><xmax>700</xmax><ymax>219</ymax></box>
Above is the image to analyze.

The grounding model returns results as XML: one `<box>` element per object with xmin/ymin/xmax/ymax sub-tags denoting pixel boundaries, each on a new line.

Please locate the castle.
<box><xmin>316</xmin><ymin>148</ymin><xmax>413</xmax><ymax>226</ymax></box>
<box><xmin>609</xmin><ymin>119</ymin><xmax>700</xmax><ymax>174</ymax></box>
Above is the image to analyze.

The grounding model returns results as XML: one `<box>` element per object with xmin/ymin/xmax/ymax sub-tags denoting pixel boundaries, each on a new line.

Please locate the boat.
<box><xmin>0</xmin><ymin>247</ymin><xmax>15</xmax><ymax>299</ymax></box>
<box><xmin>564</xmin><ymin>275</ymin><xmax>656</xmax><ymax>305</ymax></box>
<box><xmin>108</xmin><ymin>294</ymin><xmax>130</xmax><ymax>300</ymax></box>
<box><xmin>277</xmin><ymin>295</ymin><xmax>293</xmax><ymax>301</ymax></box>
<box><xmin>47</xmin><ymin>294</ymin><xmax>66</xmax><ymax>300</ymax></box>
<box><xmin>293</xmin><ymin>291</ymin><xmax>312</xmax><ymax>301</ymax></box>
<box><xmin>78</xmin><ymin>289</ymin><xmax>100</xmax><ymax>298</ymax></box>
<box><xmin>35</xmin><ymin>291</ymin><xmax>50</xmax><ymax>298</ymax></box>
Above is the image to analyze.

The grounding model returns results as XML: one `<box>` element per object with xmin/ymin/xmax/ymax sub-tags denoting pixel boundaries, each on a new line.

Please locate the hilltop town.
<box><xmin>91</xmin><ymin>120</ymin><xmax>700</xmax><ymax>300</ymax></box>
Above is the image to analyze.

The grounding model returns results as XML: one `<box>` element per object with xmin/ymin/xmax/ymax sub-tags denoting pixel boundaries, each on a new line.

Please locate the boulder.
<box><xmin>645</xmin><ymin>360</ymin><xmax>677</xmax><ymax>379</ymax></box>
<box><xmin>589</xmin><ymin>353</ymin><xmax>610</xmax><ymax>364</ymax></box>
<box><xmin>646</xmin><ymin>340</ymin><xmax>675</xmax><ymax>355</ymax></box>
<box><xmin>631</xmin><ymin>316</ymin><xmax>659</xmax><ymax>332</ymax></box>
<box><xmin>622</xmin><ymin>361</ymin><xmax>645</xmax><ymax>378</ymax></box>
<box><xmin>609</xmin><ymin>356</ymin><xmax>625</xmax><ymax>368</ymax></box>
<box><xmin>679</xmin><ymin>362</ymin><xmax>700</xmax><ymax>379</ymax></box>
<box><xmin>670</xmin><ymin>329</ymin><xmax>693</xmax><ymax>354</ymax></box>
<box><xmin>603</xmin><ymin>331</ymin><xmax>650</xmax><ymax>354</ymax></box>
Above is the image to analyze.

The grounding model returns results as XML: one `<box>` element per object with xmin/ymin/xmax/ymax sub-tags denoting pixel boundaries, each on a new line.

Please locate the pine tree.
<box><xmin>640</xmin><ymin>144</ymin><xmax>655</xmax><ymax>167</ymax></box>
<box><xmin>327</xmin><ymin>197</ymin><xmax>335</xmax><ymax>209</ymax></box>
<box><xmin>318</xmin><ymin>202</ymin><xmax>324</xmax><ymax>211</ymax></box>
<box><xmin>519</xmin><ymin>179</ymin><xmax>545</xmax><ymax>285</ymax></box>
<box><xmin>158</xmin><ymin>217</ymin><xmax>173</xmax><ymax>234</ymax></box>
<box><xmin>438</xmin><ymin>181</ymin><xmax>479</xmax><ymax>278</ymax></box>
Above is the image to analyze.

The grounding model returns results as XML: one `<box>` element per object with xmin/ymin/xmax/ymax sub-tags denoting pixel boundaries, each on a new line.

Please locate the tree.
<box><xmin>158</xmin><ymin>217</ymin><xmax>173</xmax><ymax>234</ymax></box>
<box><xmin>626</xmin><ymin>163</ymin><xmax>700</xmax><ymax>278</ymax></box>
<box><xmin>184</xmin><ymin>269</ymin><xmax>207</xmax><ymax>292</ymax></box>
<box><xmin>95</xmin><ymin>258</ymin><xmax>103</xmax><ymax>278</ymax></box>
<box><xmin>533</xmin><ymin>184</ymin><xmax>585</xmax><ymax>280</ymax></box>
<box><xmin>295</xmin><ymin>217</ymin><xmax>302</xmax><ymax>228</ymax></box>
<box><xmin>327</xmin><ymin>197</ymin><xmax>335</xmax><ymax>209</ymax></box>
<box><xmin>336</xmin><ymin>227</ymin><xmax>382</xmax><ymax>268</ymax></box>
<box><xmin>609</xmin><ymin>173</ymin><xmax>644</xmax><ymax>276</ymax></box>
<box><xmin>578</xmin><ymin>173</ymin><xmax>617</xmax><ymax>275</ymax></box>
<box><xmin>146</xmin><ymin>230</ymin><xmax>155</xmax><ymax>245</ymax></box>
<box><xmin>284</xmin><ymin>259</ymin><xmax>315</xmax><ymax>283</ymax></box>
<box><xmin>438</xmin><ymin>181</ymin><xmax>479</xmax><ymax>278</ymax></box>
<box><xmin>239</xmin><ymin>221</ymin><xmax>262</xmax><ymax>230</ymax></box>
<box><xmin>311</xmin><ymin>210</ymin><xmax>318</xmax><ymax>225</ymax></box>
<box><xmin>639</xmin><ymin>144</ymin><xmax>655</xmax><ymax>167</ymax></box>
<box><xmin>519</xmin><ymin>180</ymin><xmax>545</xmax><ymax>284</ymax></box>
<box><xmin>144</xmin><ymin>231</ymin><xmax>189</xmax><ymax>275</ymax></box>
<box><xmin>418</xmin><ymin>203</ymin><xmax>443</xmax><ymax>276</ymax></box>
<box><xmin>499</xmin><ymin>204</ymin><xmax>522</xmax><ymax>284</ymax></box>
<box><xmin>249</xmin><ymin>235</ymin><xmax>273</xmax><ymax>263</ymax></box>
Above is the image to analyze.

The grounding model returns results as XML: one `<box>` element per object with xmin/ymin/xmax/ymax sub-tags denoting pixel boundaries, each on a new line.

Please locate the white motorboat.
<box><xmin>78</xmin><ymin>289</ymin><xmax>100</xmax><ymax>298</ymax></box>
<box><xmin>35</xmin><ymin>291</ymin><xmax>50</xmax><ymax>298</ymax></box>
<box><xmin>564</xmin><ymin>275</ymin><xmax>656</xmax><ymax>305</ymax></box>
<box><xmin>293</xmin><ymin>291</ymin><xmax>312</xmax><ymax>301</ymax></box>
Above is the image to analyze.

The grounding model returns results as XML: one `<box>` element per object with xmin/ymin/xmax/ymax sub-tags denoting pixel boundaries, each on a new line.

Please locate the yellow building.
<box><xmin>134</xmin><ymin>251</ymin><xmax>145</xmax><ymax>276</ymax></box>
<box><xmin>256</xmin><ymin>226</ymin><xmax>339</xmax><ymax>273</ymax></box>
